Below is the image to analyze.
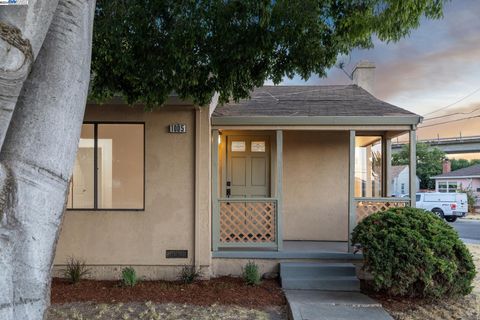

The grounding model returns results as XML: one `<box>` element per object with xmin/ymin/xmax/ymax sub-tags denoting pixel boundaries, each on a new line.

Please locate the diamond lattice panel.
<box><xmin>219</xmin><ymin>201</ymin><xmax>276</xmax><ymax>243</ymax></box>
<box><xmin>356</xmin><ymin>200</ymin><xmax>408</xmax><ymax>223</ymax></box>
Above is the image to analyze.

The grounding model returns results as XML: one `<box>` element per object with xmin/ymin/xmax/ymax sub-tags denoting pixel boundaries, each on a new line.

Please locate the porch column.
<box><xmin>348</xmin><ymin>130</ymin><xmax>356</xmax><ymax>252</ymax></box>
<box><xmin>212</xmin><ymin>129</ymin><xmax>220</xmax><ymax>251</ymax></box>
<box><xmin>383</xmin><ymin>137</ymin><xmax>392</xmax><ymax>197</ymax></box>
<box><xmin>276</xmin><ymin>130</ymin><xmax>283</xmax><ymax>251</ymax></box>
<box><xmin>409</xmin><ymin>130</ymin><xmax>417</xmax><ymax>207</ymax></box>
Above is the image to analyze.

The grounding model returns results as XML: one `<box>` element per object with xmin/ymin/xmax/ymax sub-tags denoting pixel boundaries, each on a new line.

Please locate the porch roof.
<box><xmin>212</xmin><ymin>85</ymin><xmax>421</xmax><ymax>126</ymax></box>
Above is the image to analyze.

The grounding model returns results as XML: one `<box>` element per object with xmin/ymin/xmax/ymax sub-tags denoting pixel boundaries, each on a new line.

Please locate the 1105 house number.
<box><xmin>169</xmin><ymin>124</ymin><xmax>187</xmax><ymax>133</ymax></box>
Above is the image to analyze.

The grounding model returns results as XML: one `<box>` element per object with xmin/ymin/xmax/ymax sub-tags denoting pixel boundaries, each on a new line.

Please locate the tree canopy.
<box><xmin>393</xmin><ymin>142</ymin><xmax>445</xmax><ymax>190</ymax></box>
<box><xmin>91</xmin><ymin>0</ymin><xmax>445</xmax><ymax>107</ymax></box>
<box><xmin>451</xmin><ymin>158</ymin><xmax>480</xmax><ymax>171</ymax></box>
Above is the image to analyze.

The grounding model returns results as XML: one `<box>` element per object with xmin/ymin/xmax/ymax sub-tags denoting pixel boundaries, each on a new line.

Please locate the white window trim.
<box><xmin>436</xmin><ymin>180</ymin><xmax>458</xmax><ymax>193</ymax></box>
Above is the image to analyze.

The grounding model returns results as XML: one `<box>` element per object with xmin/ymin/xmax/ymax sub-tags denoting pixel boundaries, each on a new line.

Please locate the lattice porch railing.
<box><xmin>218</xmin><ymin>198</ymin><xmax>277</xmax><ymax>246</ymax></box>
<box><xmin>355</xmin><ymin>198</ymin><xmax>410</xmax><ymax>223</ymax></box>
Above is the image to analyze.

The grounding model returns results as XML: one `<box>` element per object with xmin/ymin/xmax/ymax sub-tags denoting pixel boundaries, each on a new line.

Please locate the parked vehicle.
<box><xmin>416</xmin><ymin>192</ymin><xmax>468</xmax><ymax>222</ymax></box>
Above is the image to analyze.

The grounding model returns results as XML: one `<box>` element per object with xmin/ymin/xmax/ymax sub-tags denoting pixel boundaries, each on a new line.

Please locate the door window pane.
<box><xmin>251</xmin><ymin>141</ymin><xmax>266</xmax><ymax>152</ymax></box>
<box><xmin>231</xmin><ymin>141</ymin><xmax>246</xmax><ymax>152</ymax></box>
<box><xmin>98</xmin><ymin>124</ymin><xmax>144</xmax><ymax>209</ymax></box>
<box><xmin>67</xmin><ymin>124</ymin><xmax>94</xmax><ymax>209</ymax></box>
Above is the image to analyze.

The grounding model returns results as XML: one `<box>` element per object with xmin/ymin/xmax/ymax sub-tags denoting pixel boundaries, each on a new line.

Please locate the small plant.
<box><xmin>63</xmin><ymin>256</ymin><xmax>90</xmax><ymax>284</ymax></box>
<box><xmin>242</xmin><ymin>261</ymin><xmax>261</xmax><ymax>286</ymax></box>
<box><xmin>460</xmin><ymin>188</ymin><xmax>477</xmax><ymax>213</ymax></box>
<box><xmin>178</xmin><ymin>265</ymin><xmax>202</xmax><ymax>284</ymax></box>
<box><xmin>121</xmin><ymin>267</ymin><xmax>138</xmax><ymax>287</ymax></box>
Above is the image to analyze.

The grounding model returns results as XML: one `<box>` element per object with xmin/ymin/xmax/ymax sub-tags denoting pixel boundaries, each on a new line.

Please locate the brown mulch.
<box><xmin>51</xmin><ymin>276</ymin><xmax>286</xmax><ymax>308</ymax></box>
<box><xmin>366</xmin><ymin>291</ymin><xmax>431</xmax><ymax>313</ymax></box>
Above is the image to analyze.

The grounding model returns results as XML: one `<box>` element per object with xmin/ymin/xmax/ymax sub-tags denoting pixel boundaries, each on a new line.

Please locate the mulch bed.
<box><xmin>51</xmin><ymin>276</ymin><xmax>286</xmax><ymax>308</ymax></box>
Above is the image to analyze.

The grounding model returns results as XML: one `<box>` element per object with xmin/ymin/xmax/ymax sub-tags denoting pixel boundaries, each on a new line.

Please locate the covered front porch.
<box><xmin>211</xmin><ymin>128</ymin><xmax>416</xmax><ymax>254</ymax></box>
<box><xmin>210</xmin><ymin>85</ymin><xmax>421</xmax><ymax>255</ymax></box>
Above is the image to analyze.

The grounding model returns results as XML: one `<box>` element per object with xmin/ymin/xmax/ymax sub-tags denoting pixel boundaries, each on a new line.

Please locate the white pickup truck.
<box><xmin>416</xmin><ymin>192</ymin><xmax>468</xmax><ymax>222</ymax></box>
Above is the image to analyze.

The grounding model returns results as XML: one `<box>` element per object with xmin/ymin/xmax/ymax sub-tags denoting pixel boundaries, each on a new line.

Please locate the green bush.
<box><xmin>178</xmin><ymin>265</ymin><xmax>202</xmax><ymax>284</ymax></box>
<box><xmin>242</xmin><ymin>261</ymin><xmax>261</xmax><ymax>286</ymax></box>
<box><xmin>352</xmin><ymin>207</ymin><xmax>476</xmax><ymax>298</ymax></box>
<box><xmin>63</xmin><ymin>257</ymin><xmax>90</xmax><ymax>284</ymax></box>
<box><xmin>459</xmin><ymin>188</ymin><xmax>477</xmax><ymax>213</ymax></box>
<box><xmin>121</xmin><ymin>267</ymin><xmax>138</xmax><ymax>287</ymax></box>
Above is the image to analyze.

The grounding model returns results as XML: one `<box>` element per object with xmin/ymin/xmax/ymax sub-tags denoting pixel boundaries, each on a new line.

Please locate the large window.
<box><xmin>67</xmin><ymin>123</ymin><xmax>145</xmax><ymax>210</ymax></box>
<box><xmin>355</xmin><ymin>136</ymin><xmax>383</xmax><ymax>197</ymax></box>
<box><xmin>437</xmin><ymin>181</ymin><xmax>458</xmax><ymax>193</ymax></box>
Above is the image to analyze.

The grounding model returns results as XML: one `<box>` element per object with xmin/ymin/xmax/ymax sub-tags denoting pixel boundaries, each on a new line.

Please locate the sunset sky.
<box><xmin>280</xmin><ymin>0</ymin><xmax>480</xmax><ymax>142</ymax></box>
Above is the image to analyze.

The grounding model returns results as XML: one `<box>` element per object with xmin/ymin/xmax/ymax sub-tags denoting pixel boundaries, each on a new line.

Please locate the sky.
<box><xmin>278</xmin><ymin>0</ymin><xmax>480</xmax><ymax>141</ymax></box>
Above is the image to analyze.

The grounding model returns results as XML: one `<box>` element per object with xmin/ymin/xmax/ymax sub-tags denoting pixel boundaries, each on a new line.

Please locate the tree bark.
<box><xmin>0</xmin><ymin>0</ymin><xmax>95</xmax><ymax>319</ymax></box>
<box><xmin>0</xmin><ymin>0</ymin><xmax>59</xmax><ymax>147</ymax></box>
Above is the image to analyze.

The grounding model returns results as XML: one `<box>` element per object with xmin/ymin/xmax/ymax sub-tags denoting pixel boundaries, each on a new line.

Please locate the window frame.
<box><xmin>67</xmin><ymin>121</ymin><xmax>146</xmax><ymax>211</ymax></box>
<box><xmin>437</xmin><ymin>180</ymin><xmax>458</xmax><ymax>194</ymax></box>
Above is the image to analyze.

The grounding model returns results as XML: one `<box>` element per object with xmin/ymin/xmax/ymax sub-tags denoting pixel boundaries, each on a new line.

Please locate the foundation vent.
<box><xmin>166</xmin><ymin>250</ymin><xmax>188</xmax><ymax>259</ymax></box>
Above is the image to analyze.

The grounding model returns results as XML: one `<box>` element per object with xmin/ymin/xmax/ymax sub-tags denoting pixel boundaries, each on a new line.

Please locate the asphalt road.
<box><xmin>451</xmin><ymin>219</ymin><xmax>480</xmax><ymax>243</ymax></box>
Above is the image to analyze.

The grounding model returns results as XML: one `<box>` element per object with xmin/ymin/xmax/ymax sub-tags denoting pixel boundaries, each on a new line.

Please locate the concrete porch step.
<box><xmin>280</xmin><ymin>262</ymin><xmax>356</xmax><ymax>278</ymax></box>
<box><xmin>281</xmin><ymin>276</ymin><xmax>360</xmax><ymax>291</ymax></box>
<box><xmin>280</xmin><ymin>262</ymin><xmax>360</xmax><ymax>291</ymax></box>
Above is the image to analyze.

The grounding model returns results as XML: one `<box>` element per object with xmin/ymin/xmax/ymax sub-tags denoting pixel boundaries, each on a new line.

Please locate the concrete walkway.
<box><xmin>285</xmin><ymin>290</ymin><xmax>393</xmax><ymax>320</ymax></box>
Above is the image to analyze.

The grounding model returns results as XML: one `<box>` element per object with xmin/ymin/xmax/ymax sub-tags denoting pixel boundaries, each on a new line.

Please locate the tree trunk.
<box><xmin>0</xmin><ymin>0</ymin><xmax>59</xmax><ymax>147</ymax></box>
<box><xmin>0</xmin><ymin>0</ymin><xmax>95</xmax><ymax>319</ymax></box>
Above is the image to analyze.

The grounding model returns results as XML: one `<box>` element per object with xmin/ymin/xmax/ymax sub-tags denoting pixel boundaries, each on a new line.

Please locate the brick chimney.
<box><xmin>352</xmin><ymin>60</ymin><xmax>376</xmax><ymax>95</ymax></box>
<box><xmin>442</xmin><ymin>159</ymin><xmax>451</xmax><ymax>174</ymax></box>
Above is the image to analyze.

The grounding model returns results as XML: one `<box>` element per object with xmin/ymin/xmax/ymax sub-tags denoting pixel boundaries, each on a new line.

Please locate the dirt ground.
<box><xmin>464</xmin><ymin>213</ymin><xmax>480</xmax><ymax>221</ymax></box>
<box><xmin>373</xmin><ymin>244</ymin><xmax>480</xmax><ymax>320</ymax></box>
<box><xmin>47</xmin><ymin>302</ymin><xmax>286</xmax><ymax>320</ymax></box>
<box><xmin>48</xmin><ymin>276</ymin><xmax>287</xmax><ymax>319</ymax></box>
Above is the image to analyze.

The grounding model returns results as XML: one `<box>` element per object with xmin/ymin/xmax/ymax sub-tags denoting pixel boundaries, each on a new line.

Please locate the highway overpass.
<box><xmin>392</xmin><ymin>135</ymin><xmax>480</xmax><ymax>154</ymax></box>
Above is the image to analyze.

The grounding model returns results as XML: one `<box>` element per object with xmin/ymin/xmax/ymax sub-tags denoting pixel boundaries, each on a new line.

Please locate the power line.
<box><xmin>419</xmin><ymin>114</ymin><xmax>480</xmax><ymax>128</ymax></box>
<box><xmin>422</xmin><ymin>87</ymin><xmax>480</xmax><ymax>116</ymax></box>
<box><xmin>423</xmin><ymin>105</ymin><xmax>480</xmax><ymax>121</ymax></box>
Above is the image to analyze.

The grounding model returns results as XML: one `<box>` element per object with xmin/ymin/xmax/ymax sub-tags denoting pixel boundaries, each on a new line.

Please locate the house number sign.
<box><xmin>169</xmin><ymin>123</ymin><xmax>187</xmax><ymax>133</ymax></box>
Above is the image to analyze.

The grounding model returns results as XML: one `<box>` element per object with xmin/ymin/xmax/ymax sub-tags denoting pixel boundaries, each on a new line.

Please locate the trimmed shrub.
<box><xmin>242</xmin><ymin>261</ymin><xmax>261</xmax><ymax>286</ymax></box>
<box><xmin>352</xmin><ymin>207</ymin><xmax>476</xmax><ymax>298</ymax></box>
<box><xmin>178</xmin><ymin>265</ymin><xmax>202</xmax><ymax>284</ymax></box>
<box><xmin>121</xmin><ymin>267</ymin><xmax>138</xmax><ymax>287</ymax></box>
<box><xmin>63</xmin><ymin>257</ymin><xmax>90</xmax><ymax>284</ymax></box>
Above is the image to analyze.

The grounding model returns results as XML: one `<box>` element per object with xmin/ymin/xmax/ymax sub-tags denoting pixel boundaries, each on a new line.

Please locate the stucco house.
<box><xmin>53</xmin><ymin>62</ymin><xmax>420</xmax><ymax>281</ymax></box>
<box><xmin>432</xmin><ymin>161</ymin><xmax>480</xmax><ymax>211</ymax></box>
<box><xmin>390</xmin><ymin>165</ymin><xmax>420</xmax><ymax>197</ymax></box>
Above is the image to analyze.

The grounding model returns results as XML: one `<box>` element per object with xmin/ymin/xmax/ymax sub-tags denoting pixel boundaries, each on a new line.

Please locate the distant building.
<box><xmin>432</xmin><ymin>160</ymin><xmax>480</xmax><ymax>211</ymax></box>
<box><xmin>391</xmin><ymin>165</ymin><xmax>420</xmax><ymax>197</ymax></box>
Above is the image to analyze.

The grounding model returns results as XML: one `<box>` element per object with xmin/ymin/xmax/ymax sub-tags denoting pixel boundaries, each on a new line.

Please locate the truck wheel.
<box><xmin>445</xmin><ymin>216</ymin><xmax>457</xmax><ymax>223</ymax></box>
<box><xmin>431</xmin><ymin>208</ymin><xmax>444</xmax><ymax>219</ymax></box>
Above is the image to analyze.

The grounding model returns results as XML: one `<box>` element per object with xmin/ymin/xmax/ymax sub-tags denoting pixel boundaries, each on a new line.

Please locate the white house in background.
<box><xmin>391</xmin><ymin>165</ymin><xmax>420</xmax><ymax>197</ymax></box>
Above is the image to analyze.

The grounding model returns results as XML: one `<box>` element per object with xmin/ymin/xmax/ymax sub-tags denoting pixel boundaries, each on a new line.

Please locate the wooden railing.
<box><xmin>217</xmin><ymin>198</ymin><xmax>278</xmax><ymax>248</ymax></box>
<box><xmin>355</xmin><ymin>197</ymin><xmax>411</xmax><ymax>223</ymax></box>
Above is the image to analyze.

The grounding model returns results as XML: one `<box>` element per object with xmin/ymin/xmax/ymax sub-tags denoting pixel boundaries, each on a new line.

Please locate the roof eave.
<box><xmin>432</xmin><ymin>175</ymin><xmax>480</xmax><ymax>179</ymax></box>
<box><xmin>211</xmin><ymin>115</ymin><xmax>422</xmax><ymax>126</ymax></box>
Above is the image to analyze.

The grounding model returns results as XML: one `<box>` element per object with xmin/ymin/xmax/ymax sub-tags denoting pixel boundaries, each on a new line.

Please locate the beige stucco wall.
<box><xmin>54</xmin><ymin>103</ymin><xmax>211</xmax><ymax>280</ymax></box>
<box><xmin>283</xmin><ymin>131</ymin><xmax>349</xmax><ymax>241</ymax></box>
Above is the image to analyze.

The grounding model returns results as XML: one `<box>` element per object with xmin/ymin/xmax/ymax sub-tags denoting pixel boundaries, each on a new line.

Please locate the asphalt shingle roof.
<box><xmin>433</xmin><ymin>164</ymin><xmax>480</xmax><ymax>178</ymax></box>
<box><xmin>213</xmin><ymin>85</ymin><xmax>417</xmax><ymax>118</ymax></box>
